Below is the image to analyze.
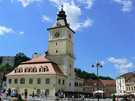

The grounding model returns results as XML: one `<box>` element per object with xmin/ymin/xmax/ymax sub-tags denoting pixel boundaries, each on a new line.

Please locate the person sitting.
<box><xmin>11</xmin><ymin>90</ymin><xmax>14</xmax><ymax>97</ymax></box>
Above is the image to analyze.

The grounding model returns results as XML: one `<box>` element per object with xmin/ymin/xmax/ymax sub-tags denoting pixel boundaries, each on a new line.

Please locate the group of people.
<box><xmin>23</xmin><ymin>91</ymin><xmax>48</xmax><ymax>100</ymax></box>
<box><xmin>39</xmin><ymin>91</ymin><xmax>48</xmax><ymax>100</ymax></box>
<box><xmin>0</xmin><ymin>88</ymin><xmax>18</xmax><ymax>98</ymax></box>
<box><xmin>55</xmin><ymin>92</ymin><xmax>65</xmax><ymax>101</ymax></box>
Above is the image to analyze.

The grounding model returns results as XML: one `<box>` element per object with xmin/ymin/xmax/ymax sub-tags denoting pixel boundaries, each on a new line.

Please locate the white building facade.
<box><xmin>116</xmin><ymin>77</ymin><xmax>126</xmax><ymax>94</ymax></box>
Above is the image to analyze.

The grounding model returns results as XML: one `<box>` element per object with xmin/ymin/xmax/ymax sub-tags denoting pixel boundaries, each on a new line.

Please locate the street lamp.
<box><xmin>92</xmin><ymin>61</ymin><xmax>103</xmax><ymax>101</ymax></box>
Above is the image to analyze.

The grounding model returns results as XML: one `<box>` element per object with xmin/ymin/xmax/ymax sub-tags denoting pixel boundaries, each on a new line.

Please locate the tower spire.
<box><xmin>61</xmin><ymin>4</ymin><xmax>63</xmax><ymax>11</ymax></box>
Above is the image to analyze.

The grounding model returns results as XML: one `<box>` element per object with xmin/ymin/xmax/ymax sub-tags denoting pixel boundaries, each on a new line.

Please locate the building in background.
<box><xmin>2</xmin><ymin>56</ymin><xmax>15</xmax><ymax>67</ymax></box>
<box><xmin>101</xmin><ymin>80</ymin><xmax>116</xmax><ymax>96</ymax></box>
<box><xmin>125</xmin><ymin>77</ymin><xmax>135</xmax><ymax>93</ymax></box>
<box><xmin>6</xmin><ymin>5</ymin><xmax>83</xmax><ymax>97</ymax></box>
<box><xmin>83</xmin><ymin>79</ymin><xmax>116</xmax><ymax>97</ymax></box>
<box><xmin>116</xmin><ymin>72</ymin><xmax>134</xmax><ymax>94</ymax></box>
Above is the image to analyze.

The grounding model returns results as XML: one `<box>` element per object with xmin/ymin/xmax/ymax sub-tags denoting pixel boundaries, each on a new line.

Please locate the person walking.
<box><xmin>45</xmin><ymin>91</ymin><xmax>48</xmax><ymax>99</ymax></box>
<box><xmin>40</xmin><ymin>91</ymin><xmax>44</xmax><ymax>100</ymax></box>
<box><xmin>32</xmin><ymin>91</ymin><xmax>35</xmax><ymax>99</ymax></box>
<box><xmin>24</xmin><ymin>90</ymin><xmax>27</xmax><ymax>99</ymax></box>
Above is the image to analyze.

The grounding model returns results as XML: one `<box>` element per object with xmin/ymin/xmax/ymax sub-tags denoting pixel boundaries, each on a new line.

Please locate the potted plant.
<box><xmin>13</xmin><ymin>94</ymin><xmax>27</xmax><ymax>101</ymax></box>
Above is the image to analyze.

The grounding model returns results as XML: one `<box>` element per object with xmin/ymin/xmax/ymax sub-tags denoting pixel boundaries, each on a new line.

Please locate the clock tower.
<box><xmin>46</xmin><ymin>5</ymin><xmax>76</xmax><ymax>91</ymax></box>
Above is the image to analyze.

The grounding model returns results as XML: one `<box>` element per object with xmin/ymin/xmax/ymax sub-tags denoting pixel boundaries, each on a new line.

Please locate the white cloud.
<box><xmin>107</xmin><ymin>57</ymin><xmax>127</xmax><ymax>64</ymax></box>
<box><xmin>19</xmin><ymin>31</ymin><xmax>24</xmax><ymax>35</ymax></box>
<box><xmin>49</xmin><ymin>0</ymin><xmax>70</xmax><ymax>6</ymax></box>
<box><xmin>11</xmin><ymin>0</ymin><xmax>42</xmax><ymax>7</ymax></box>
<box><xmin>131</xmin><ymin>57</ymin><xmax>135</xmax><ymax>59</ymax></box>
<box><xmin>107</xmin><ymin>57</ymin><xmax>135</xmax><ymax>74</ymax></box>
<box><xmin>0</xmin><ymin>26</ymin><xmax>14</xmax><ymax>35</ymax></box>
<box><xmin>115</xmin><ymin>63</ymin><xmax>134</xmax><ymax>69</ymax></box>
<box><xmin>76</xmin><ymin>0</ymin><xmax>95</xmax><ymax>9</ymax></box>
<box><xmin>50</xmin><ymin>0</ymin><xmax>93</xmax><ymax>31</ymax></box>
<box><xmin>42</xmin><ymin>15</ymin><xmax>52</xmax><ymax>22</ymax></box>
<box><xmin>113</xmin><ymin>0</ymin><xmax>133</xmax><ymax>12</ymax></box>
<box><xmin>101</xmin><ymin>61</ymin><xmax>105</xmax><ymax>65</ymax></box>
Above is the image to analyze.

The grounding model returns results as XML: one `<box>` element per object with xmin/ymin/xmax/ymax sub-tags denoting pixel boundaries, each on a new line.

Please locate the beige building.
<box><xmin>83</xmin><ymin>79</ymin><xmax>116</xmax><ymax>97</ymax></box>
<box><xmin>101</xmin><ymin>80</ymin><xmax>116</xmax><ymax>97</ymax></box>
<box><xmin>125</xmin><ymin>77</ymin><xmax>135</xmax><ymax>93</ymax></box>
<box><xmin>6</xmin><ymin>5</ymin><xmax>83</xmax><ymax>97</ymax></box>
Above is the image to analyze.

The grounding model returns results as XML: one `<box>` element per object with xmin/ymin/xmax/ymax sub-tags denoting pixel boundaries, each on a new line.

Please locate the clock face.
<box><xmin>55</xmin><ymin>32</ymin><xmax>60</xmax><ymax>37</ymax></box>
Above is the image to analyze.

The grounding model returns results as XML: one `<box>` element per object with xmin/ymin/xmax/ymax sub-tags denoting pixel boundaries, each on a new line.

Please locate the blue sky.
<box><xmin>0</xmin><ymin>0</ymin><xmax>135</xmax><ymax>79</ymax></box>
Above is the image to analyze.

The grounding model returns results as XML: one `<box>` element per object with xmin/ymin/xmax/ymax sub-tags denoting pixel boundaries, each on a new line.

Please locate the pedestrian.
<box><xmin>45</xmin><ymin>91</ymin><xmax>48</xmax><ymax>99</ymax></box>
<box><xmin>24</xmin><ymin>90</ymin><xmax>27</xmax><ymax>99</ymax></box>
<box><xmin>55</xmin><ymin>92</ymin><xmax>59</xmax><ymax>101</ymax></box>
<box><xmin>32</xmin><ymin>91</ymin><xmax>35</xmax><ymax>99</ymax></box>
<box><xmin>11</xmin><ymin>90</ymin><xmax>14</xmax><ymax>97</ymax></box>
<box><xmin>40</xmin><ymin>91</ymin><xmax>44</xmax><ymax>100</ymax></box>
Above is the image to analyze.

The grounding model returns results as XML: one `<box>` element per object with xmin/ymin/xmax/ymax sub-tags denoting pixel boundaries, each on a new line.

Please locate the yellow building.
<box><xmin>6</xmin><ymin>5</ymin><xmax>83</xmax><ymax>97</ymax></box>
<box><xmin>125</xmin><ymin>77</ymin><xmax>135</xmax><ymax>93</ymax></box>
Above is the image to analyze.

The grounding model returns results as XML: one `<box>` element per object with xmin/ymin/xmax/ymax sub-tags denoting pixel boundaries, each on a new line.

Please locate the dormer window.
<box><xmin>25</xmin><ymin>68</ymin><xmax>27</xmax><ymax>72</ymax></box>
<box><xmin>44</xmin><ymin>68</ymin><xmax>46</xmax><ymax>72</ymax></box>
<box><xmin>32</xmin><ymin>68</ymin><xmax>34</xmax><ymax>72</ymax></box>
<box><xmin>39</xmin><ymin>68</ymin><xmax>41</xmax><ymax>72</ymax></box>
<box><xmin>28</xmin><ymin>68</ymin><xmax>31</xmax><ymax>72</ymax></box>
<box><xmin>18</xmin><ymin>69</ymin><xmax>20</xmax><ymax>73</ymax></box>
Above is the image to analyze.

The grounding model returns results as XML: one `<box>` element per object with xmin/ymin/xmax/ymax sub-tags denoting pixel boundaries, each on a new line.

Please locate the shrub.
<box><xmin>17</xmin><ymin>94</ymin><xmax>22</xmax><ymax>100</ymax></box>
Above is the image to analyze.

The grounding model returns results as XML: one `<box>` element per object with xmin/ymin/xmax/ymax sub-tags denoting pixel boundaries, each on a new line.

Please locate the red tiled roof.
<box><xmin>101</xmin><ymin>80</ymin><xmax>116</xmax><ymax>85</ymax></box>
<box><xmin>117</xmin><ymin>72</ymin><xmax>133</xmax><ymax>78</ymax></box>
<box><xmin>6</xmin><ymin>56</ymin><xmax>65</xmax><ymax>77</ymax></box>
<box><xmin>21</xmin><ymin>55</ymin><xmax>51</xmax><ymax>64</ymax></box>
<box><xmin>127</xmin><ymin>77</ymin><xmax>135</xmax><ymax>83</ymax></box>
<box><xmin>75</xmin><ymin>74</ymin><xmax>83</xmax><ymax>80</ymax></box>
<box><xmin>83</xmin><ymin>79</ymin><xmax>104</xmax><ymax>87</ymax></box>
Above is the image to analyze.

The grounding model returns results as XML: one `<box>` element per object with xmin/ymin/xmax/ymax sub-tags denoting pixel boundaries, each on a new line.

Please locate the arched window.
<box><xmin>24</xmin><ymin>68</ymin><xmax>27</xmax><ymax>72</ymax></box>
<box><xmin>20</xmin><ymin>78</ymin><xmax>25</xmax><ymax>84</ymax></box>
<box><xmin>28</xmin><ymin>68</ymin><xmax>31</xmax><ymax>72</ymax></box>
<box><xmin>32</xmin><ymin>68</ymin><xmax>34</xmax><ymax>72</ymax></box>
<box><xmin>18</xmin><ymin>69</ymin><xmax>20</xmax><ymax>73</ymax></box>
<box><xmin>37</xmin><ymin>89</ymin><xmax>40</xmax><ymax>95</ymax></box>
<box><xmin>44</xmin><ymin>66</ymin><xmax>48</xmax><ymax>72</ymax></box>
<box><xmin>39</xmin><ymin>68</ymin><xmax>41</xmax><ymax>72</ymax></box>
<box><xmin>44</xmin><ymin>68</ymin><xmax>46</xmax><ymax>72</ymax></box>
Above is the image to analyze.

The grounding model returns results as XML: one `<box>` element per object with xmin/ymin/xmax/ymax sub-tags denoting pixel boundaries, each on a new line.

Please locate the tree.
<box><xmin>74</xmin><ymin>68</ymin><xmax>113</xmax><ymax>80</ymax></box>
<box><xmin>15</xmin><ymin>53</ymin><xmax>30</xmax><ymax>67</ymax></box>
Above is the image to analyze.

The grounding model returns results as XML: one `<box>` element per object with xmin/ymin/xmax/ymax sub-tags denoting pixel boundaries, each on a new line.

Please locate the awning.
<box><xmin>93</xmin><ymin>90</ymin><xmax>105</xmax><ymax>94</ymax></box>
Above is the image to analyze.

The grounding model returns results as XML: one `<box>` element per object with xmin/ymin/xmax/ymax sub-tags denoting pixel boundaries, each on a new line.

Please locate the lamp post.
<box><xmin>92</xmin><ymin>61</ymin><xmax>103</xmax><ymax>101</ymax></box>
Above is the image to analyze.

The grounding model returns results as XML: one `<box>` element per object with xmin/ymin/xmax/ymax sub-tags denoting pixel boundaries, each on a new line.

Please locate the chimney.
<box><xmin>34</xmin><ymin>53</ymin><xmax>38</xmax><ymax>59</ymax></box>
<box><xmin>39</xmin><ymin>53</ymin><xmax>41</xmax><ymax>57</ymax></box>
